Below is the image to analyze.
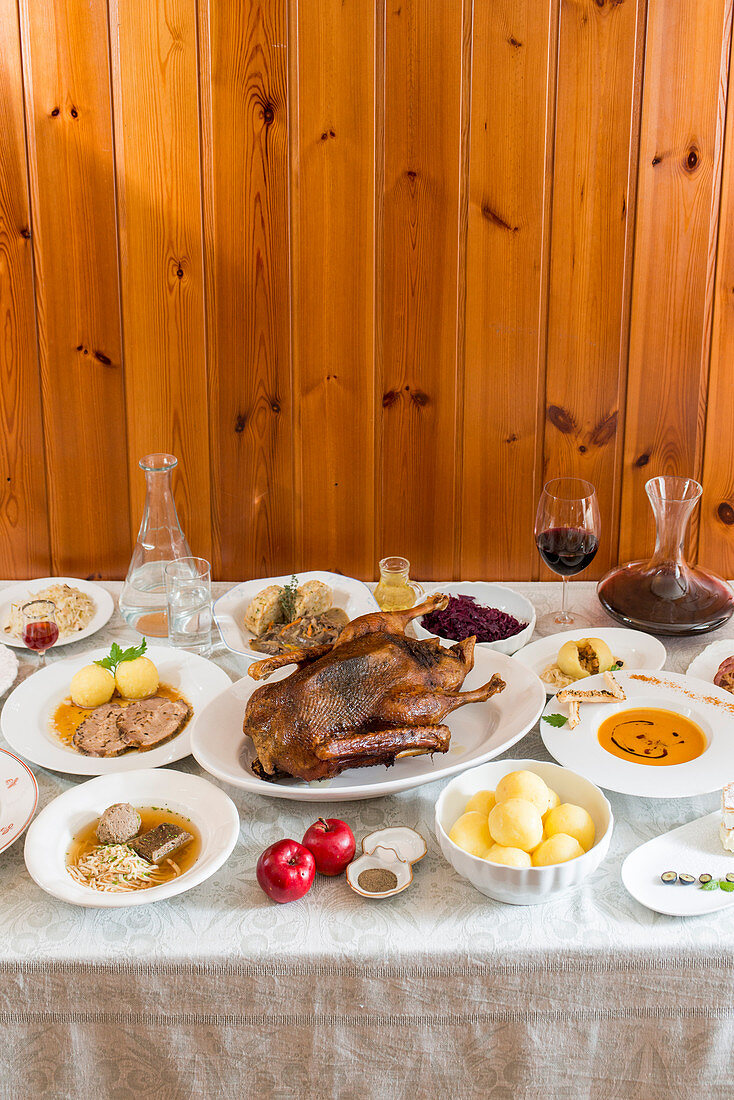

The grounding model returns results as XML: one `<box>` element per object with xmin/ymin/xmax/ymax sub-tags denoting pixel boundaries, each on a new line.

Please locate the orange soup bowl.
<box><xmin>435</xmin><ymin>758</ymin><xmax>613</xmax><ymax>906</ymax></box>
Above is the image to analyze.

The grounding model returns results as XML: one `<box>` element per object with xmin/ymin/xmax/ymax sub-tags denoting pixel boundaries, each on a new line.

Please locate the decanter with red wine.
<box><xmin>597</xmin><ymin>475</ymin><xmax>734</xmax><ymax>635</ymax></box>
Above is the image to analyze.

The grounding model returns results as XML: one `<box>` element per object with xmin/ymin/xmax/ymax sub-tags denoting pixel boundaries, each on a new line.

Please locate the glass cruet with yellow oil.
<box><xmin>373</xmin><ymin>557</ymin><xmax>424</xmax><ymax>612</ymax></box>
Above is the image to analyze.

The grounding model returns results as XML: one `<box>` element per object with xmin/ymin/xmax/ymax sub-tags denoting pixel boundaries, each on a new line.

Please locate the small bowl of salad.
<box><xmin>412</xmin><ymin>583</ymin><xmax>536</xmax><ymax>656</ymax></box>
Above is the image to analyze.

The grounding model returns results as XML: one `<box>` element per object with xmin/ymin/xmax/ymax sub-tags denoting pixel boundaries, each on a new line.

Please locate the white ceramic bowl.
<box><xmin>24</xmin><ymin>768</ymin><xmax>240</xmax><ymax>907</ymax></box>
<box><xmin>413</xmin><ymin>583</ymin><xmax>536</xmax><ymax>655</ymax></box>
<box><xmin>435</xmin><ymin>758</ymin><xmax>613</xmax><ymax>905</ymax></box>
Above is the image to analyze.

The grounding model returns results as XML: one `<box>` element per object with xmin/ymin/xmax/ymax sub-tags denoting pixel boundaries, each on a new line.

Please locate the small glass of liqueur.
<box><xmin>21</xmin><ymin>600</ymin><xmax>59</xmax><ymax>667</ymax></box>
<box><xmin>534</xmin><ymin>478</ymin><xmax>600</xmax><ymax>632</ymax></box>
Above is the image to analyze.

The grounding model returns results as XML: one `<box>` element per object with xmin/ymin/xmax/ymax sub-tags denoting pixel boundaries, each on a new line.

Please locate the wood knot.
<box><xmin>406</xmin><ymin>169</ymin><xmax>417</xmax><ymax>181</ymax></box>
<box><xmin>685</xmin><ymin>145</ymin><xmax>699</xmax><ymax>171</ymax></box>
<box><xmin>262</xmin><ymin>102</ymin><xmax>275</xmax><ymax>126</ymax></box>
<box><xmin>70</xmin><ymin>107</ymin><xmax>78</xmax><ymax>119</ymax></box>
<box><xmin>93</xmin><ymin>350</ymin><xmax>112</xmax><ymax>366</ymax></box>
<box><xmin>51</xmin><ymin>108</ymin><xmax>60</xmax><ymax>117</ymax></box>
<box><xmin>652</xmin><ymin>154</ymin><xmax>662</xmax><ymax>167</ymax></box>
<box><xmin>505</xmin><ymin>434</ymin><xmax>518</xmax><ymax>444</ymax></box>
<box><xmin>481</xmin><ymin>204</ymin><xmax>519</xmax><ymax>233</ymax></box>
<box><xmin>579</xmin><ymin>445</ymin><xmax>587</xmax><ymax>453</ymax></box>
<box><xmin>588</xmin><ymin>410</ymin><xmax>617</xmax><ymax>447</ymax></box>
<box><xmin>508</xmin><ymin>36</ymin><xmax>522</xmax><ymax>48</ymax></box>
<box><xmin>270</xmin><ymin>399</ymin><xmax>281</xmax><ymax>414</ymax></box>
<box><xmin>234</xmin><ymin>413</ymin><xmax>247</xmax><ymax>434</ymax></box>
<box><xmin>320</xmin><ymin>129</ymin><xmax>336</xmax><ymax>142</ymax></box>
<box><xmin>382</xmin><ymin>390</ymin><xmax>399</xmax><ymax>408</ymax></box>
<box><xmin>410</xmin><ymin>389</ymin><xmax>429</xmax><ymax>408</ymax></box>
<box><xmin>547</xmin><ymin>405</ymin><xmax>576</xmax><ymax>434</ymax></box>
<box><xmin>717</xmin><ymin>502</ymin><xmax>734</xmax><ymax>526</ymax></box>
<box><xmin>19</xmin><ymin>227</ymin><xmax>31</xmax><ymax>239</ymax></box>
<box><xmin>634</xmin><ymin>452</ymin><xmax>650</xmax><ymax>468</ymax></box>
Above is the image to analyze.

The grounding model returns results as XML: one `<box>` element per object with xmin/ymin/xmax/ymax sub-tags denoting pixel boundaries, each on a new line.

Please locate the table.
<box><xmin>1</xmin><ymin>581</ymin><xmax>733</xmax><ymax>1099</ymax></box>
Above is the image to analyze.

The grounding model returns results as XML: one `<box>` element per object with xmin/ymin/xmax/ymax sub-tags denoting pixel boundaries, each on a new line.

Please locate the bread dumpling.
<box><xmin>293</xmin><ymin>580</ymin><xmax>332</xmax><ymax>619</ymax></box>
<box><xmin>244</xmin><ymin>586</ymin><xmax>284</xmax><ymax>636</ymax></box>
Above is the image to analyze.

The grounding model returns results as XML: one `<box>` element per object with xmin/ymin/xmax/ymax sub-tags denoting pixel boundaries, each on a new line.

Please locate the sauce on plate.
<box><xmin>51</xmin><ymin>683</ymin><xmax>190</xmax><ymax>748</ymax></box>
<box><xmin>597</xmin><ymin>707</ymin><xmax>707</xmax><ymax>766</ymax></box>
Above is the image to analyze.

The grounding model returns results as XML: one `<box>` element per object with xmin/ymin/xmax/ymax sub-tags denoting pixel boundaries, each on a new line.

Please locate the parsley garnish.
<box><xmin>542</xmin><ymin>713</ymin><xmax>568</xmax><ymax>728</ymax></box>
<box><xmin>610</xmin><ymin>663</ymin><xmax>620</xmax><ymax>671</ymax></box>
<box><xmin>94</xmin><ymin>638</ymin><xmax>147</xmax><ymax>673</ymax></box>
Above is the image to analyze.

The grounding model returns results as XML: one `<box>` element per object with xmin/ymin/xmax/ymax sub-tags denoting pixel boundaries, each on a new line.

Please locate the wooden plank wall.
<box><xmin>1</xmin><ymin>0</ymin><xmax>734</xmax><ymax>582</ymax></box>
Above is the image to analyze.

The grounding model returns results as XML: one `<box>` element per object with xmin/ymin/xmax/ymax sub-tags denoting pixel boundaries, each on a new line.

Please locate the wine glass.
<box><xmin>534</xmin><ymin>479</ymin><xmax>600</xmax><ymax>632</ymax></box>
<box><xmin>21</xmin><ymin>600</ymin><xmax>59</xmax><ymax>667</ymax></box>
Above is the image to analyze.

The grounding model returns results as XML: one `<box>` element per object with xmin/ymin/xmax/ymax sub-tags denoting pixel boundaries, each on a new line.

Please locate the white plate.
<box><xmin>622</xmin><ymin>811</ymin><xmax>734</xmax><ymax>916</ymax></box>
<box><xmin>0</xmin><ymin>749</ymin><xmax>38</xmax><ymax>854</ymax></box>
<box><xmin>686</xmin><ymin>639</ymin><xmax>734</xmax><ymax>686</ymax></box>
<box><xmin>0</xmin><ymin>645</ymin><xmax>19</xmax><ymax>695</ymax></box>
<box><xmin>0</xmin><ymin>577</ymin><xmax>114</xmax><ymax>648</ymax></box>
<box><xmin>191</xmin><ymin>648</ymin><xmax>546</xmax><ymax>801</ymax></box>
<box><xmin>540</xmin><ymin>671</ymin><xmax>734</xmax><ymax>798</ymax></box>
<box><xmin>213</xmin><ymin>571</ymin><xmax>380</xmax><ymax>659</ymax></box>
<box><xmin>0</xmin><ymin>646</ymin><xmax>231</xmax><ymax>776</ymax></box>
<box><xmin>24</xmin><ymin>768</ymin><xmax>239</xmax><ymax>907</ymax></box>
<box><xmin>513</xmin><ymin>627</ymin><xmax>666</xmax><ymax>695</ymax></box>
<box><xmin>412</xmin><ymin>582</ymin><xmax>536</xmax><ymax>656</ymax></box>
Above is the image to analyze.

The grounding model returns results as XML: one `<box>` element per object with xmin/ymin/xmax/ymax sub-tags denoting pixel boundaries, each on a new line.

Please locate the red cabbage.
<box><xmin>421</xmin><ymin>594</ymin><xmax>526</xmax><ymax>643</ymax></box>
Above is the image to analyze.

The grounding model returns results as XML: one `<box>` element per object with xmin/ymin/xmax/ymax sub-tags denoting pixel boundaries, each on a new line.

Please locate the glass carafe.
<box><xmin>597</xmin><ymin>475</ymin><xmax>734</xmax><ymax>635</ymax></box>
<box><xmin>119</xmin><ymin>454</ymin><xmax>193</xmax><ymax>636</ymax></box>
<box><xmin>373</xmin><ymin>557</ymin><xmax>424</xmax><ymax>612</ymax></box>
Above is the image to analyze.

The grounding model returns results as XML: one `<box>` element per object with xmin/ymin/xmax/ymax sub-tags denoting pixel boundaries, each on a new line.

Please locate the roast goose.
<box><xmin>242</xmin><ymin>594</ymin><xmax>506</xmax><ymax>782</ymax></box>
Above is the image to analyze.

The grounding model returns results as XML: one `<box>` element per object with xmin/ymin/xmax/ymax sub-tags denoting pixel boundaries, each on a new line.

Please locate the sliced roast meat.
<box><xmin>714</xmin><ymin>655</ymin><xmax>734</xmax><ymax>693</ymax></box>
<box><xmin>117</xmin><ymin>697</ymin><xmax>192</xmax><ymax>751</ymax></box>
<box><xmin>72</xmin><ymin>703</ymin><xmax>130</xmax><ymax>757</ymax></box>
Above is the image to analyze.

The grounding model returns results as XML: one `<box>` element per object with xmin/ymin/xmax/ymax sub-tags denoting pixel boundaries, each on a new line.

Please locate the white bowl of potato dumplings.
<box><xmin>435</xmin><ymin>758</ymin><xmax>613</xmax><ymax>905</ymax></box>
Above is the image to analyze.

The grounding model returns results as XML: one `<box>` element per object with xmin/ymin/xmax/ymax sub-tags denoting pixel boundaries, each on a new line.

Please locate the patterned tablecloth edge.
<box><xmin>1</xmin><ymin>951</ymin><xmax>733</xmax><ymax>978</ymax></box>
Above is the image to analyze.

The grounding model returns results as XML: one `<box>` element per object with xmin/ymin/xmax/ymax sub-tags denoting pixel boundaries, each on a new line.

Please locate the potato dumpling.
<box><xmin>532</xmin><ymin>833</ymin><xmax>584</xmax><ymax>866</ymax></box>
<box><xmin>70</xmin><ymin>664</ymin><xmax>115</xmax><ymax>708</ymax></box>
<box><xmin>544</xmin><ymin>803</ymin><xmax>595</xmax><ymax>852</ymax></box>
<box><xmin>114</xmin><ymin>656</ymin><xmax>159</xmax><ymax>699</ymax></box>
<box><xmin>485</xmin><ymin>844</ymin><xmax>531</xmax><ymax>869</ymax></box>
<box><xmin>488</xmin><ymin>798</ymin><xmax>543</xmax><ymax>852</ymax></box>
<box><xmin>464</xmin><ymin>790</ymin><xmax>496</xmax><ymax>817</ymax></box>
<box><xmin>448</xmin><ymin>811</ymin><xmax>493</xmax><ymax>858</ymax></box>
<box><xmin>495</xmin><ymin>770</ymin><xmax>550</xmax><ymax>816</ymax></box>
<box><xmin>543</xmin><ymin>788</ymin><xmax>561</xmax><ymax>820</ymax></box>
<box><xmin>557</xmin><ymin>638</ymin><xmax>614</xmax><ymax>680</ymax></box>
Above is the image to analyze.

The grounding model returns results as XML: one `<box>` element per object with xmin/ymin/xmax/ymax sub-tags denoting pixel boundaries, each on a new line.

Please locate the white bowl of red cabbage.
<box><xmin>413</xmin><ymin>583</ymin><xmax>535</xmax><ymax>656</ymax></box>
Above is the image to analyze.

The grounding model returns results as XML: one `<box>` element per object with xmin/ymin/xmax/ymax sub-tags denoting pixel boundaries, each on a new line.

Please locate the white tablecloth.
<box><xmin>1</xmin><ymin>581</ymin><xmax>733</xmax><ymax>1098</ymax></box>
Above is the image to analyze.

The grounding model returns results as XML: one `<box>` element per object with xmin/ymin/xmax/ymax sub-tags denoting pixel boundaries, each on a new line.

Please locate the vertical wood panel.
<box><xmin>293</xmin><ymin>0</ymin><xmax>376</xmax><ymax>577</ymax></box>
<box><xmin>0</xmin><ymin>0</ymin><xmax>50</xmax><ymax>576</ymax></box>
<box><xmin>109</xmin><ymin>0</ymin><xmax>211</xmax><ymax>559</ymax></box>
<box><xmin>461</xmin><ymin>0</ymin><xmax>558</xmax><ymax>580</ymax></box>
<box><xmin>542</xmin><ymin>0</ymin><xmax>645</xmax><ymax>579</ymax></box>
<box><xmin>700</xmin><ymin>19</ymin><xmax>734</xmax><ymax>574</ymax></box>
<box><xmin>199</xmin><ymin>0</ymin><xmax>294</xmax><ymax>580</ymax></box>
<box><xmin>19</xmin><ymin>0</ymin><xmax>130</xmax><ymax>578</ymax></box>
<box><xmin>379</xmin><ymin>0</ymin><xmax>463</xmax><ymax>579</ymax></box>
<box><xmin>619</xmin><ymin>0</ymin><xmax>732</xmax><ymax>565</ymax></box>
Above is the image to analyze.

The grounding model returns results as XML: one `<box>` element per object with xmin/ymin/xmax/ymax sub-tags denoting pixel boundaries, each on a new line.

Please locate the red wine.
<box><xmin>598</xmin><ymin>564</ymin><xmax>734</xmax><ymax>635</ymax></box>
<box><xmin>23</xmin><ymin>620</ymin><xmax>59</xmax><ymax>652</ymax></box>
<box><xmin>536</xmin><ymin>526</ymin><xmax>598</xmax><ymax>577</ymax></box>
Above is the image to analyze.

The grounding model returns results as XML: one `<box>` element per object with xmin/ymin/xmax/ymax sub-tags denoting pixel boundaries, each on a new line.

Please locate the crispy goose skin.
<box><xmin>242</xmin><ymin>594</ymin><xmax>506</xmax><ymax>781</ymax></box>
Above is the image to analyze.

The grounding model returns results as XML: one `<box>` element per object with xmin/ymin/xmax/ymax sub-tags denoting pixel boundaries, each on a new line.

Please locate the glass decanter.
<box><xmin>373</xmin><ymin>557</ymin><xmax>424</xmax><ymax>612</ymax></box>
<box><xmin>119</xmin><ymin>454</ymin><xmax>193</xmax><ymax>636</ymax></box>
<box><xmin>597</xmin><ymin>475</ymin><xmax>734</xmax><ymax>635</ymax></box>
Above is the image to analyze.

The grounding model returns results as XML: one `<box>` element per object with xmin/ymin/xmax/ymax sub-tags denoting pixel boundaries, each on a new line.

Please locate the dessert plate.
<box><xmin>540</xmin><ymin>671</ymin><xmax>734</xmax><ymax>798</ymax></box>
<box><xmin>686</xmin><ymin>639</ymin><xmax>734</xmax><ymax>686</ymax></box>
<box><xmin>0</xmin><ymin>578</ymin><xmax>114</xmax><ymax>648</ymax></box>
<box><xmin>0</xmin><ymin>645</ymin><xmax>19</xmax><ymax>695</ymax></box>
<box><xmin>0</xmin><ymin>749</ymin><xmax>38</xmax><ymax>854</ymax></box>
<box><xmin>24</xmin><ymin>768</ymin><xmax>239</xmax><ymax>908</ymax></box>
<box><xmin>622</xmin><ymin>811</ymin><xmax>734</xmax><ymax>916</ymax></box>
<box><xmin>213</xmin><ymin>571</ymin><xmax>380</xmax><ymax>659</ymax></box>
<box><xmin>1</xmin><ymin>647</ymin><xmax>231</xmax><ymax>776</ymax></box>
<box><xmin>191</xmin><ymin>649</ymin><xmax>546</xmax><ymax>802</ymax></box>
<box><xmin>513</xmin><ymin>627</ymin><xmax>666</xmax><ymax>695</ymax></box>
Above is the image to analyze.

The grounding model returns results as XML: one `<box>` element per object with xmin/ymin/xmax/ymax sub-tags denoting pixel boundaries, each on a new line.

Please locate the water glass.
<box><xmin>164</xmin><ymin>557</ymin><xmax>213</xmax><ymax>656</ymax></box>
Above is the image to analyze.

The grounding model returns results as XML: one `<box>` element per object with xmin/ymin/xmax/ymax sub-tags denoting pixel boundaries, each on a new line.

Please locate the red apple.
<box><xmin>302</xmin><ymin>817</ymin><xmax>356</xmax><ymax>876</ymax></box>
<box><xmin>256</xmin><ymin>839</ymin><xmax>315</xmax><ymax>903</ymax></box>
